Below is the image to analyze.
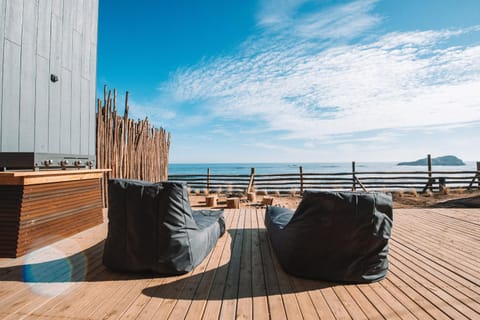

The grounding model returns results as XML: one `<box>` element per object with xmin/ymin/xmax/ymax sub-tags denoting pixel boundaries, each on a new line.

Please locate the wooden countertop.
<box><xmin>0</xmin><ymin>169</ymin><xmax>110</xmax><ymax>185</ymax></box>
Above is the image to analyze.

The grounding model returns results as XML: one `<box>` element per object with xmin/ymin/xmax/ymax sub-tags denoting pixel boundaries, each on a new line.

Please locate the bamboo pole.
<box><xmin>96</xmin><ymin>86</ymin><xmax>171</xmax><ymax>187</ymax></box>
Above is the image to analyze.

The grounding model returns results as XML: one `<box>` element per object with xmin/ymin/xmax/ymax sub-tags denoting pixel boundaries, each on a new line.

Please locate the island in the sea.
<box><xmin>398</xmin><ymin>155</ymin><xmax>465</xmax><ymax>166</ymax></box>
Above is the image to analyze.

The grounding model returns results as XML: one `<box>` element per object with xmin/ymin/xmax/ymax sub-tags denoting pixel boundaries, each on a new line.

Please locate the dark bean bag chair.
<box><xmin>265</xmin><ymin>191</ymin><xmax>393</xmax><ymax>283</ymax></box>
<box><xmin>103</xmin><ymin>179</ymin><xmax>226</xmax><ymax>275</ymax></box>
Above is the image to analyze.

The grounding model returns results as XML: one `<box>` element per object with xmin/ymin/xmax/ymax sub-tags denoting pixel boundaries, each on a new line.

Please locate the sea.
<box><xmin>169</xmin><ymin>161</ymin><xmax>478</xmax><ymax>176</ymax></box>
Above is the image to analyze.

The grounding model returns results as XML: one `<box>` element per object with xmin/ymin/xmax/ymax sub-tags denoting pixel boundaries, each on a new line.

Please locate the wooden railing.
<box><xmin>169</xmin><ymin>161</ymin><xmax>480</xmax><ymax>194</ymax></box>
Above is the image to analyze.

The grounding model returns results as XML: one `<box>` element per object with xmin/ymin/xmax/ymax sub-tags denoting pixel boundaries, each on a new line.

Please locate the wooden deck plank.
<box><xmin>184</xmin><ymin>209</ymin><xmax>237</xmax><ymax>320</ymax></box>
<box><xmin>321</xmin><ymin>287</ymin><xmax>353</xmax><ymax>320</ymax></box>
<box><xmin>391</xmin><ymin>243</ymin><xmax>480</xmax><ymax>300</ymax></box>
<box><xmin>0</xmin><ymin>208</ymin><xmax>478</xmax><ymax>319</ymax></box>
<box><xmin>356</xmin><ymin>285</ymin><xmax>400</xmax><ymax>320</ymax></box>
<box><xmin>397</xmin><ymin>217</ymin><xmax>480</xmax><ymax>251</ymax></box>
<box><xmin>343</xmin><ymin>285</ymin><xmax>384</xmax><ymax>320</ymax></box>
<box><xmin>369</xmin><ymin>282</ymin><xmax>417</xmax><ymax>320</ymax></box>
<box><xmin>393</xmin><ymin>220</ymin><xmax>480</xmax><ymax>274</ymax></box>
<box><xmin>391</xmin><ymin>239</ymin><xmax>480</xmax><ymax>295</ymax></box>
<box><xmin>201</xmin><ymin>210</ymin><xmax>241</xmax><ymax>319</ymax></box>
<box><xmin>389</xmin><ymin>263</ymin><xmax>470</xmax><ymax>319</ymax></box>
<box><xmin>390</xmin><ymin>256</ymin><xmax>480</xmax><ymax>319</ymax></box>
<box><xmin>331</xmin><ymin>286</ymin><xmax>368</xmax><ymax>320</ymax></box>
<box><xmin>0</xmin><ymin>229</ymin><xmax>107</xmax><ymax>318</ymax></box>
<box><xmin>251</xmin><ymin>209</ymin><xmax>269</xmax><ymax>320</ymax></box>
<box><xmin>165</xmin><ymin>211</ymin><xmax>235</xmax><ymax>320</ymax></box>
<box><xmin>256</xmin><ymin>209</ymin><xmax>288</xmax><ymax>320</ymax></box>
<box><xmin>236</xmin><ymin>209</ymin><xmax>254</xmax><ymax>319</ymax></box>
<box><xmin>393</xmin><ymin>225</ymin><xmax>480</xmax><ymax>280</ymax></box>
<box><xmin>396</xmin><ymin>210</ymin><xmax>480</xmax><ymax>247</ymax></box>
<box><xmin>219</xmin><ymin>208</ymin><xmax>246</xmax><ymax>319</ymax></box>
<box><xmin>394</xmin><ymin>212</ymin><xmax>480</xmax><ymax>246</ymax></box>
<box><xmin>379</xmin><ymin>278</ymin><xmax>435</xmax><ymax>320</ymax></box>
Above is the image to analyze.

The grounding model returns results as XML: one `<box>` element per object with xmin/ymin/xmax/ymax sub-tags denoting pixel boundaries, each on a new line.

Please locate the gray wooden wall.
<box><xmin>0</xmin><ymin>0</ymin><xmax>98</xmax><ymax>157</ymax></box>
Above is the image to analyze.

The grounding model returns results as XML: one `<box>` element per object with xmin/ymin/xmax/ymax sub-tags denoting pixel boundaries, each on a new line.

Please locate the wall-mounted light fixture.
<box><xmin>50</xmin><ymin>74</ymin><xmax>59</xmax><ymax>82</ymax></box>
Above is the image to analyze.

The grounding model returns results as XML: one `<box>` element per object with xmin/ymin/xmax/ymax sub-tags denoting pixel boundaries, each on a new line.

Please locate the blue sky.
<box><xmin>97</xmin><ymin>0</ymin><xmax>480</xmax><ymax>163</ymax></box>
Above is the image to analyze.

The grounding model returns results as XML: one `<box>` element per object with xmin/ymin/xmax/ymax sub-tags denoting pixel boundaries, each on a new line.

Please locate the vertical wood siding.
<box><xmin>0</xmin><ymin>0</ymin><xmax>98</xmax><ymax>157</ymax></box>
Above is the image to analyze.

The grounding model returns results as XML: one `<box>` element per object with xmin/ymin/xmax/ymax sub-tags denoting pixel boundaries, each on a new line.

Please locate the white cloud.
<box><xmin>257</xmin><ymin>0</ymin><xmax>381</xmax><ymax>40</ymax></box>
<box><xmin>295</xmin><ymin>0</ymin><xmax>381</xmax><ymax>39</ymax></box>
<box><xmin>159</xmin><ymin>1</ymin><xmax>480</xmax><ymax>146</ymax></box>
<box><xmin>128</xmin><ymin>100</ymin><xmax>176</xmax><ymax>126</ymax></box>
<box><xmin>257</xmin><ymin>0</ymin><xmax>308</xmax><ymax>27</ymax></box>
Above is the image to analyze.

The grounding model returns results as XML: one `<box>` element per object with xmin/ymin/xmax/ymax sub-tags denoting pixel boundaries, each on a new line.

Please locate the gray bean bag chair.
<box><xmin>103</xmin><ymin>179</ymin><xmax>225</xmax><ymax>275</ymax></box>
<box><xmin>265</xmin><ymin>191</ymin><xmax>393</xmax><ymax>283</ymax></box>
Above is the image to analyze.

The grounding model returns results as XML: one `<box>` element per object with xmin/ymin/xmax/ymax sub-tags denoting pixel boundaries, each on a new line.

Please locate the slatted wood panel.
<box><xmin>0</xmin><ymin>208</ymin><xmax>478</xmax><ymax>319</ymax></box>
<box><xmin>0</xmin><ymin>0</ymin><xmax>98</xmax><ymax>157</ymax></box>
<box><xmin>0</xmin><ymin>178</ymin><xmax>103</xmax><ymax>258</ymax></box>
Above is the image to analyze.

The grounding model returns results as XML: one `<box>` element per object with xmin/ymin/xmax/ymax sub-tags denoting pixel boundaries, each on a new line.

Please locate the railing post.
<box><xmin>427</xmin><ymin>154</ymin><xmax>433</xmax><ymax>191</ymax></box>
<box><xmin>247</xmin><ymin>167</ymin><xmax>256</xmax><ymax>193</ymax></box>
<box><xmin>477</xmin><ymin>161</ymin><xmax>480</xmax><ymax>190</ymax></box>
<box><xmin>207</xmin><ymin>168</ymin><xmax>210</xmax><ymax>193</ymax></box>
<box><xmin>422</xmin><ymin>154</ymin><xmax>433</xmax><ymax>193</ymax></box>
<box><xmin>352</xmin><ymin>161</ymin><xmax>356</xmax><ymax>191</ymax></box>
<box><xmin>299</xmin><ymin>166</ymin><xmax>304</xmax><ymax>194</ymax></box>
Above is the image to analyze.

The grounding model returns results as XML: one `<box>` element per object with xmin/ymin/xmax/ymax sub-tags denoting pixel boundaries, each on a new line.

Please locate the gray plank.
<box><xmin>88</xmin><ymin>41</ymin><xmax>97</xmax><ymax>156</ymax></box>
<box><xmin>60</xmin><ymin>67</ymin><xmax>72</xmax><ymax>153</ymax></box>
<box><xmin>89</xmin><ymin>0</ymin><xmax>99</xmax><ymax>156</ymax></box>
<box><xmin>5</xmin><ymin>0</ymin><xmax>23</xmax><ymax>45</ymax></box>
<box><xmin>73</xmin><ymin>0</ymin><xmax>84</xmax><ymax>32</ymax></box>
<box><xmin>48</xmin><ymin>14</ymin><xmax>62</xmax><ymax>153</ymax></box>
<box><xmin>81</xmin><ymin>39</ymin><xmax>90</xmax><ymax>80</ymax></box>
<box><xmin>70</xmin><ymin>30</ymin><xmax>81</xmax><ymax>154</ymax></box>
<box><xmin>35</xmin><ymin>56</ymin><xmax>50</xmax><ymax>153</ymax></box>
<box><xmin>1</xmin><ymin>40</ymin><xmax>21</xmax><ymax>151</ymax></box>
<box><xmin>90</xmin><ymin>0</ymin><xmax>99</xmax><ymax>41</ymax></box>
<box><xmin>0</xmin><ymin>0</ymin><xmax>6</xmax><ymax>150</ymax></box>
<box><xmin>80</xmin><ymin>78</ymin><xmax>89</xmax><ymax>155</ymax></box>
<box><xmin>51</xmin><ymin>0</ymin><xmax>62</xmax><ymax>17</ymax></box>
<box><xmin>61</xmin><ymin>0</ymin><xmax>73</xmax><ymax>70</ymax></box>
<box><xmin>36</xmin><ymin>0</ymin><xmax>52</xmax><ymax>59</ymax></box>
<box><xmin>19</xmin><ymin>0</ymin><xmax>39</xmax><ymax>151</ymax></box>
<box><xmin>81</xmin><ymin>0</ymin><xmax>91</xmax><ymax>79</ymax></box>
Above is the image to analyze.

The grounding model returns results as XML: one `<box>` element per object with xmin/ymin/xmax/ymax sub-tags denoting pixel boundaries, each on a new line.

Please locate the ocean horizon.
<box><xmin>169</xmin><ymin>161</ymin><xmax>478</xmax><ymax>176</ymax></box>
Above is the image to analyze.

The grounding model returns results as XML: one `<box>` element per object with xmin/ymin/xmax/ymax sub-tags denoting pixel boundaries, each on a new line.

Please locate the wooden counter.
<box><xmin>0</xmin><ymin>169</ymin><xmax>108</xmax><ymax>258</ymax></box>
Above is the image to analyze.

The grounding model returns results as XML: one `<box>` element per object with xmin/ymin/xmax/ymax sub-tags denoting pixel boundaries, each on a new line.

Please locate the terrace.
<box><xmin>0</xmin><ymin>208</ymin><xmax>479</xmax><ymax>319</ymax></box>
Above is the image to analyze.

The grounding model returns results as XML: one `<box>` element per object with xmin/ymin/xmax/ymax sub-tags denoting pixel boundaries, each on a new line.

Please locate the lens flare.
<box><xmin>22</xmin><ymin>239</ymin><xmax>87</xmax><ymax>297</ymax></box>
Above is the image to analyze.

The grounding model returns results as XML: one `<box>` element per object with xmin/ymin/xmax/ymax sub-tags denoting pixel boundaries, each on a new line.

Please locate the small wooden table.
<box><xmin>262</xmin><ymin>196</ymin><xmax>274</xmax><ymax>206</ymax></box>
<box><xmin>226</xmin><ymin>197</ymin><xmax>240</xmax><ymax>209</ymax></box>
<box><xmin>0</xmin><ymin>169</ymin><xmax>108</xmax><ymax>258</ymax></box>
<box><xmin>205</xmin><ymin>195</ymin><xmax>218</xmax><ymax>207</ymax></box>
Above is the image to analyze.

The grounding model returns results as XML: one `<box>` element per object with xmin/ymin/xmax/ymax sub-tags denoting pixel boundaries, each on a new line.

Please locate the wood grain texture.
<box><xmin>0</xmin><ymin>176</ymin><xmax>103</xmax><ymax>258</ymax></box>
<box><xmin>48</xmin><ymin>13</ymin><xmax>62</xmax><ymax>154</ymax></box>
<box><xmin>0</xmin><ymin>0</ymin><xmax>98</xmax><ymax>158</ymax></box>
<box><xmin>0</xmin><ymin>208</ymin><xmax>478</xmax><ymax>319</ymax></box>
<box><xmin>4</xmin><ymin>0</ymin><xmax>23</xmax><ymax>44</ymax></box>
<box><xmin>19</xmin><ymin>0</ymin><xmax>38</xmax><ymax>152</ymax></box>
<box><xmin>34</xmin><ymin>56</ymin><xmax>50</xmax><ymax>153</ymax></box>
<box><xmin>1</xmin><ymin>40</ymin><xmax>21</xmax><ymax>151</ymax></box>
<box><xmin>0</xmin><ymin>0</ymin><xmax>5</xmax><ymax>151</ymax></box>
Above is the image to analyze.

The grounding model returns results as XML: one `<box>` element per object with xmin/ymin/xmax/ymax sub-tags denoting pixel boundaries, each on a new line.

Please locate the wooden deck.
<box><xmin>0</xmin><ymin>208</ymin><xmax>479</xmax><ymax>319</ymax></box>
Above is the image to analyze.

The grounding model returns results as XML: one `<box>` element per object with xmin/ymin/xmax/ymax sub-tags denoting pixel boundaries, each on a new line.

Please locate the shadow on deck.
<box><xmin>0</xmin><ymin>208</ymin><xmax>479</xmax><ymax>319</ymax></box>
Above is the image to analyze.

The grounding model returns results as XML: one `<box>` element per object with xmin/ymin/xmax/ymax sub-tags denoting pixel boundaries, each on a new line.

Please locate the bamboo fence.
<box><xmin>96</xmin><ymin>86</ymin><xmax>171</xmax><ymax>188</ymax></box>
